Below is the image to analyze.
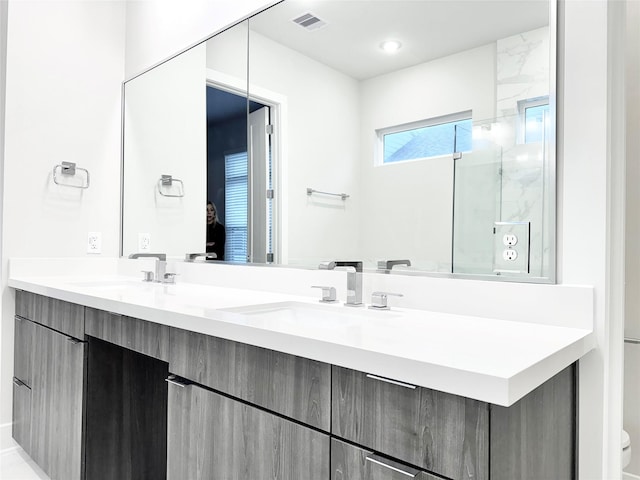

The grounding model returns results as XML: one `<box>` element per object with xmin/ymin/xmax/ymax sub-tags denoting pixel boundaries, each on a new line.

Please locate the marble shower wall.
<box><xmin>496</xmin><ymin>27</ymin><xmax>549</xmax><ymax>121</ymax></box>
<box><xmin>497</xmin><ymin>27</ymin><xmax>550</xmax><ymax>277</ymax></box>
<box><xmin>453</xmin><ymin>26</ymin><xmax>550</xmax><ymax>277</ymax></box>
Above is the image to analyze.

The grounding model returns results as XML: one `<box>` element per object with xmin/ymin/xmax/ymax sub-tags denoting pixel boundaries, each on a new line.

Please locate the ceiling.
<box><xmin>249</xmin><ymin>0</ymin><xmax>550</xmax><ymax>80</ymax></box>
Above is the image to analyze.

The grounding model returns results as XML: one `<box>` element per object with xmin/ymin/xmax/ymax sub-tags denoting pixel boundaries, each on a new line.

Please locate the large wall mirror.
<box><xmin>122</xmin><ymin>0</ymin><xmax>556</xmax><ymax>282</ymax></box>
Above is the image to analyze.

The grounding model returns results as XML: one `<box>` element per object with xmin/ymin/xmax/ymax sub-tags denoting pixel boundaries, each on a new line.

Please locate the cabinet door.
<box><xmin>170</xmin><ymin>328</ymin><xmax>330</xmax><ymax>430</ymax></box>
<box><xmin>331</xmin><ymin>439</ymin><xmax>446</xmax><ymax>480</ymax></box>
<box><xmin>85</xmin><ymin>337</ymin><xmax>168</xmax><ymax>480</ymax></box>
<box><xmin>167</xmin><ymin>380</ymin><xmax>330</xmax><ymax>480</ymax></box>
<box><xmin>332</xmin><ymin>366</ymin><xmax>489</xmax><ymax>480</ymax></box>
<box><xmin>490</xmin><ymin>365</ymin><xmax>576</xmax><ymax>480</ymax></box>
<box><xmin>30</xmin><ymin>323</ymin><xmax>85</xmax><ymax>480</ymax></box>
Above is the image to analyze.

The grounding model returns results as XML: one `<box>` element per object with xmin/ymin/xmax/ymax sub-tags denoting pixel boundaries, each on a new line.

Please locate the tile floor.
<box><xmin>0</xmin><ymin>447</ymin><xmax>49</xmax><ymax>480</ymax></box>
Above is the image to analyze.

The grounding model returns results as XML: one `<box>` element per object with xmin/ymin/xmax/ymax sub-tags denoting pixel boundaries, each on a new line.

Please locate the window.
<box><xmin>378</xmin><ymin>112</ymin><xmax>472</xmax><ymax>165</ymax></box>
<box><xmin>519</xmin><ymin>97</ymin><xmax>549</xmax><ymax>144</ymax></box>
<box><xmin>224</xmin><ymin>151</ymin><xmax>248</xmax><ymax>263</ymax></box>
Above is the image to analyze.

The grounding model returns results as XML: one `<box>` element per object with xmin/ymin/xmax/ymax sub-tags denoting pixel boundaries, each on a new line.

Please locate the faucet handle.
<box><xmin>141</xmin><ymin>270</ymin><xmax>154</xmax><ymax>282</ymax></box>
<box><xmin>369</xmin><ymin>291</ymin><xmax>403</xmax><ymax>310</ymax></box>
<box><xmin>311</xmin><ymin>285</ymin><xmax>337</xmax><ymax>303</ymax></box>
<box><xmin>163</xmin><ymin>273</ymin><xmax>178</xmax><ymax>284</ymax></box>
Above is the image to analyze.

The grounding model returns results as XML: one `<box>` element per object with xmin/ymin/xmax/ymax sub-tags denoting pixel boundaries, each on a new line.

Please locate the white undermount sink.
<box><xmin>221</xmin><ymin>301</ymin><xmax>400</xmax><ymax>327</ymax></box>
<box><xmin>66</xmin><ymin>279</ymin><xmax>143</xmax><ymax>289</ymax></box>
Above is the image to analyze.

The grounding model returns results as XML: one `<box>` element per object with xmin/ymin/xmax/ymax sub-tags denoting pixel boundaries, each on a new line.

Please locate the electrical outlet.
<box><xmin>503</xmin><ymin>234</ymin><xmax>518</xmax><ymax>246</ymax></box>
<box><xmin>503</xmin><ymin>249</ymin><xmax>518</xmax><ymax>261</ymax></box>
<box><xmin>87</xmin><ymin>232</ymin><xmax>102</xmax><ymax>254</ymax></box>
<box><xmin>493</xmin><ymin>221</ymin><xmax>530</xmax><ymax>274</ymax></box>
<box><xmin>138</xmin><ymin>233</ymin><xmax>151</xmax><ymax>252</ymax></box>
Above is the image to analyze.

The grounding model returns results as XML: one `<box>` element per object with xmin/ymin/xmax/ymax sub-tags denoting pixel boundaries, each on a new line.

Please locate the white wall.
<box><xmin>0</xmin><ymin>0</ymin><xmax>7</xmax><ymax>454</ymax></box>
<box><xmin>248</xmin><ymin>31</ymin><xmax>362</xmax><ymax>266</ymax></box>
<box><xmin>359</xmin><ymin>44</ymin><xmax>496</xmax><ymax>271</ymax></box>
<box><xmin>0</xmin><ymin>0</ymin><xmax>126</xmax><ymax>449</ymax></box>
<box><xmin>625</xmin><ymin>0</ymin><xmax>640</xmax><ymax>475</ymax></box>
<box><xmin>560</xmin><ymin>1</ymin><xmax>624</xmax><ymax>477</ymax></box>
<box><xmin>125</xmin><ymin>0</ymin><xmax>274</xmax><ymax>79</ymax></box>
<box><xmin>122</xmin><ymin>43</ymin><xmax>206</xmax><ymax>257</ymax></box>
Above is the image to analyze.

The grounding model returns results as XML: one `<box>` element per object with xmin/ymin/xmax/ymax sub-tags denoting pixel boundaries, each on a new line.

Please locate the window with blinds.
<box><xmin>224</xmin><ymin>151</ymin><xmax>248</xmax><ymax>263</ymax></box>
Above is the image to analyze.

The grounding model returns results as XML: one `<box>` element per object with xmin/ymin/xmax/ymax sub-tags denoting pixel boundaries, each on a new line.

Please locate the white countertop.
<box><xmin>8</xmin><ymin>274</ymin><xmax>595</xmax><ymax>407</ymax></box>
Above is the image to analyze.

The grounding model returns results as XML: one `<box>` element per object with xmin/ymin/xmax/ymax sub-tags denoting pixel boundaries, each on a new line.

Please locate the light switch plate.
<box><xmin>493</xmin><ymin>222</ymin><xmax>530</xmax><ymax>274</ymax></box>
<box><xmin>87</xmin><ymin>232</ymin><xmax>102</xmax><ymax>254</ymax></box>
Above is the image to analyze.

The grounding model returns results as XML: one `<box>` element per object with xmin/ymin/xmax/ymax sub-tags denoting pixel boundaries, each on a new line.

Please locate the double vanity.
<box><xmin>8</xmin><ymin>258</ymin><xmax>594</xmax><ymax>480</ymax></box>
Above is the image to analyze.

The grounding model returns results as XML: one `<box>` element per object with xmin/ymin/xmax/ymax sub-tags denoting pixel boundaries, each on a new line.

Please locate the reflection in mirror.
<box><xmin>121</xmin><ymin>1</ymin><xmax>555</xmax><ymax>281</ymax></box>
<box><xmin>247</xmin><ymin>0</ymin><xmax>553</xmax><ymax>279</ymax></box>
<box><xmin>122</xmin><ymin>20</ymin><xmax>250</xmax><ymax>258</ymax></box>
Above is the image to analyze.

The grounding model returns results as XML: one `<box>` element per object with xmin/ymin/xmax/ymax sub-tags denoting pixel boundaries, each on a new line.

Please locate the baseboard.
<box><xmin>623</xmin><ymin>471</ymin><xmax>640</xmax><ymax>480</ymax></box>
<box><xmin>0</xmin><ymin>422</ymin><xmax>16</xmax><ymax>452</ymax></box>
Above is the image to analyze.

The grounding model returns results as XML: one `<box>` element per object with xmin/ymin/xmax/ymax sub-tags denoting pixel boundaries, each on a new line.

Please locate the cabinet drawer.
<box><xmin>12</xmin><ymin>379</ymin><xmax>31</xmax><ymax>455</ymax></box>
<box><xmin>170</xmin><ymin>328</ymin><xmax>331</xmax><ymax>431</ymax></box>
<box><xmin>332</xmin><ymin>367</ymin><xmax>489</xmax><ymax>480</ymax></box>
<box><xmin>331</xmin><ymin>439</ymin><xmax>445</xmax><ymax>480</ymax></box>
<box><xmin>16</xmin><ymin>290</ymin><xmax>84</xmax><ymax>339</ymax></box>
<box><xmin>168</xmin><ymin>381</ymin><xmax>330</xmax><ymax>480</ymax></box>
<box><xmin>85</xmin><ymin>308</ymin><xmax>170</xmax><ymax>361</ymax></box>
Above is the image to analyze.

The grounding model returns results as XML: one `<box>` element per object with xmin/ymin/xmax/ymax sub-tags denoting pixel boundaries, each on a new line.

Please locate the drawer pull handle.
<box><xmin>66</xmin><ymin>337</ymin><xmax>84</xmax><ymax>345</ymax></box>
<box><xmin>13</xmin><ymin>377</ymin><xmax>25</xmax><ymax>387</ymax></box>
<box><xmin>366</xmin><ymin>454</ymin><xmax>419</xmax><ymax>478</ymax></box>
<box><xmin>366</xmin><ymin>374</ymin><xmax>416</xmax><ymax>390</ymax></box>
<box><xmin>165</xmin><ymin>376</ymin><xmax>187</xmax><ymax>388</ymax></box>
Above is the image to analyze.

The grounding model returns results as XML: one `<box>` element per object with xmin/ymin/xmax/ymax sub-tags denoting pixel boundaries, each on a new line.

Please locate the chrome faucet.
<box><xmin>185</xmin><ymin>252</ymin><xmax>217</xmax><ymax>261</ymax></box>
<box><xmin>377</xmin><ymin>259</ymin><xmax>411</xmax><ymax>272</ymax></box>
<box><xmin>128</xmin><ymin>253</ymin><xmax>171</xmax><ymax>283</ymax></box>
<box><xmin>319</xmin><ymin>261</ymin><xmax>363</xmax><ymax>307</ymax></box>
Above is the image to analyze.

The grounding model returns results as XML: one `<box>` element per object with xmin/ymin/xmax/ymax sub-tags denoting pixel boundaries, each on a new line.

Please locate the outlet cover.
<box><xmin>493</xmin><ymin>222</ymin><xmax>530</xmax><ymax>274</ymax></box>
<box><xmin>138</xmin><ymin>233</ymin><xmax>151</xmax><ymax>252</ymax></box>
<box><xmin>87</xmin><ymin>232</ymin><xmax>102</xmax><ymax>254</ymax></box>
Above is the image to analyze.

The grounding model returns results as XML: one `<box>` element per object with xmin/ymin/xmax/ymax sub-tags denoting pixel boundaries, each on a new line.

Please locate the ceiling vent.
<box><xmin>292</xmin><ymin>12</ymin><xmax>327</xmax><ymax>31</ymax></box>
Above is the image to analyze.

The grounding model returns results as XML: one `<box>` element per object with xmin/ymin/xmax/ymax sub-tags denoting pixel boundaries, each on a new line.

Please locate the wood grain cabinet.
<box><xmin>12</xmin><ymin>315</ymin><xmax>34</xmax><ymax>454</ymax></box>
<box><xmin>29</xmin><ymin>321</ymin><xmax>85</xmax><ymax>480</ymax></box>
<box><xmin>167</xmin><ymin>379</ymin><xmax>330</xmax><ymax>480</ymax></box>
<box><xmin>85</xmin><ymin>338</ymin><xmax>168</xmax><ymax>480</ymax></box>
<box><xmin>331</xmin><ymin>439</ymin><xmax>443</xmax><ymax>480</ymax></box>
<box><xmin>13</xmin><ymin>290</ymin><xmax>86</xmax><ymax>480</ymax></box>
<box><xmin>16</xmin><ymin>290</ymin><xmax>84</xmax><ymax>338</ymax></box>
<box><xmin>332</xmin><ymin>366</ymin><xmax>489</xmax><ymax>480</ymax></box>
<box><xmin>11</xmin><ymin>290</ymin><xmax>576</xmax><ymax>480</ymax></box>
<box><xmin>333</xmin><ymin>365</ymin><xmax>576</xmax><ymax>480</ymax></box>
<box><xmin>170</xmin><ymin>327</ymin><xmax>331</xmax><ymax>431</ymax></box>
<box><xmin>85</xmin><ymin>307</ymin><xmax>170</xmax><ymax>361</ymax></box>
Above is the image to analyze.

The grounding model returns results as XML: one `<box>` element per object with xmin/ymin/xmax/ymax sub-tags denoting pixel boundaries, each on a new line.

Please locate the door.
<box><xmin>248</xmin><ymin>106</ymin><xmax>272</xmax><ymax>263</ymax></box>
<box><xmin>452</xmin><ymin>143</ymin><xmax>503</xmax><ymax>274</ymax></box>
<box><xmin>30</xmin><ymin>323</ymin><xmax>85</xmax><ymax>480</ymax></box>
<box><xmin>167</xmin><ymin>379</ymin><xmax>329</xmax><ymax>479</ymax></box>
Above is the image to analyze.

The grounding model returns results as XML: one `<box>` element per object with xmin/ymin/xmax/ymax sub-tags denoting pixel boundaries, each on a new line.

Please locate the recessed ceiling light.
<box><xmin>380</xmin><ymin>40</ymin><xmax>402</xmax><ymax>53</ymax></box>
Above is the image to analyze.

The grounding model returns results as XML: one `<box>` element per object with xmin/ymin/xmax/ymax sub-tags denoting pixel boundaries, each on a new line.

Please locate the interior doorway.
<box><xmin>206</xmin><ymin>85</ymin><xmax>274</xmax><ymax>263</ymax></box>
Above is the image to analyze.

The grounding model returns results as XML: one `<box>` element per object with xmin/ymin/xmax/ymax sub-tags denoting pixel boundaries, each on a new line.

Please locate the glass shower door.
<box><xmin>452</xmin><ymin>140</ymin><xmax>503</xmax><ymax>274</ymax></box>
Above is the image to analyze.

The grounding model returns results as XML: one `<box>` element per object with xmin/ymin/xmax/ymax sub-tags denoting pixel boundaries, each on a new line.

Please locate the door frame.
<box><xmin>206</xmin><ymin>69</ymin><xmax>287</xmax><ymax>264</ymax></box>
